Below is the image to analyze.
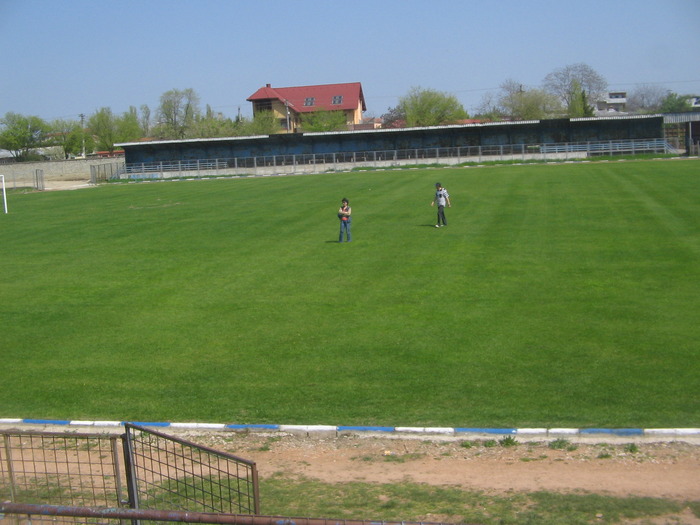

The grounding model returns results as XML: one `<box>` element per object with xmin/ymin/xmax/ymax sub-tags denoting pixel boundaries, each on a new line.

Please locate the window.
<box><xmin>304</xmin><ymin>97</ymin><xmax>315</xmax><ymax>106</ymax></box>
<box><xmin>332</xmin><ymin>95</ymin><xmax>343</xmax><ymax>105</ymax></box>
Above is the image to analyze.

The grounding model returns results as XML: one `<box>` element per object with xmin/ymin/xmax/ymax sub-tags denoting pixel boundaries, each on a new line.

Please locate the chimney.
<box><xmin>266</xmin><ymin>84</ymin><xmax>271</xmax><ymax>88</ymax></box>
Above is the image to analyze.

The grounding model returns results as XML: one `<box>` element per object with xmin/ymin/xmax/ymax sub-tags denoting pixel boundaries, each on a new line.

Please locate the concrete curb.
<box><xmin>2</xmin><ymin>418</ymin><xmax>699</xmax><ymax>439</ymax></box>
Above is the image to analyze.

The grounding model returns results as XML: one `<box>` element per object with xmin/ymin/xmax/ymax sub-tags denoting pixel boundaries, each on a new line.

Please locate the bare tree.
<box><xmin>474</xmin><ymin>91</ymin><xmax>503</xmax><ymax>120</ymax></box>
<box><xmin>543</xmin><ymin>63</ymin><xmax>608</xmax><ymax>108</ymax></box>
<box><xmin>627</xmin><ymin>84</ymin><xmax>668</xmax><ymax>113</ymax></box>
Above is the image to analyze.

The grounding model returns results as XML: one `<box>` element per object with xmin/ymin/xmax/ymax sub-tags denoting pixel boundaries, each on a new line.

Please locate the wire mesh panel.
<box><xmin>0</xmin><ymin>431</ymin><xmax>124</xmax><ymax>524</ymax></box>
<box><xmin>123</xmin><ymin>424</ymin><xmax>260</xmax><ymax>516</ymax></box>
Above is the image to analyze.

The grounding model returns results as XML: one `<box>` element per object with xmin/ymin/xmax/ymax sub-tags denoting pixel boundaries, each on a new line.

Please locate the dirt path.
<box><xmin>186</xmin><ymin>431</ymin><xmax>700</xmax><ymax>502</ymax></box>
<box><xmin>43</xmin><ymin>180</ymin><xmax>92</xmax><ymax>191</ymax></box>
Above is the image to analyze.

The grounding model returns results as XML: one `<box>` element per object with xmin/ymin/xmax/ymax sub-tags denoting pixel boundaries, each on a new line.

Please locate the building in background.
<box><xmin>247</xmin><ymin>82</ymin><xmax>366</xmax><ymax>132</ymax></box>
<box><xmin>596</xmin><ymin>91</ymin><xmax>627</xmax><ymax>114</ymax></box>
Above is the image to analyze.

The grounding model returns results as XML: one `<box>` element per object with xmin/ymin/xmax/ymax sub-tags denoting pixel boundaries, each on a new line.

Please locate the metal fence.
<box><xmin>0</xmin><ymin>503</ymin><xmax>461</xmax><ymax>525</ymax></box>
<box><xmin>117</xmin><ymin>138</ymin><xmax>674</xmax><ymax>181</ymax></box>
<box><xmin>0</xmin><ymin>431</ymin><xmax>124</xmax><ymax>511</ymax></box>
<box><xmin>0</xmin><ymin>425</ymin><xmax>259</xmax><ymax>524</ymax></box>
<box><xmin>91</xmin><ymin>162</ymin><xmax>123</xmax><ymax>184</ymax></box>
<box><xmin>123</xmin><ymin>424</ymin><xmax>259</xmax><ymax>516</ymax></box>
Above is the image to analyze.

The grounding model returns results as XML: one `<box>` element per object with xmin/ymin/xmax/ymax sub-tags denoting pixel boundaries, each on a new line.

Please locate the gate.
<box><xmin>122</xmin><ymin>424</ymin><xmax>259</xmax><ymax>515</ymax></box>
<box><xmin>0</xmin><ymin>424</ymin><xmax>260</xmax><ymax>523</ymax></box>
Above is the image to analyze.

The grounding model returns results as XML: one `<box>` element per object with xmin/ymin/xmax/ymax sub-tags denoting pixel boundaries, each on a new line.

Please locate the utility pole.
<box><xmin>79</xmin><ymin>113</ymin><xmax>86</xmax><ymax>158</ymax></box>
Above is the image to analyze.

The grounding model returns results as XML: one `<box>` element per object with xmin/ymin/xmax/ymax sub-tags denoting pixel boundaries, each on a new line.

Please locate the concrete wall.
<box><xmin>0</xmin><ymin>158</ymin><xmax>123</xmax><ymax>188</ymax></box>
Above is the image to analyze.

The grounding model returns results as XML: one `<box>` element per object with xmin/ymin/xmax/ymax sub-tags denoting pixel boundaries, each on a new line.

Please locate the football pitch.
<box><xmin>1</xmin><ymin>159</ymin><xmax>698</xmax><ymax>428</ymax></box>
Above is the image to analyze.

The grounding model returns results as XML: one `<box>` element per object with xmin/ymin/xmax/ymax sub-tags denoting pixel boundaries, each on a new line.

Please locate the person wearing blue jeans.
<box><xmin>338</xmin><ymin>198</ymin><xmax>352</xmax><ymax>242</ymax></box>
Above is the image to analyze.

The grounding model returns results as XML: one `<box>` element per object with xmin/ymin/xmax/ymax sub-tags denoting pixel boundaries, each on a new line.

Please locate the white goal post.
<box><xmin>1</xmin><ymin>174</ymin><xmax>7</xmax><ymax>213</ymax></box>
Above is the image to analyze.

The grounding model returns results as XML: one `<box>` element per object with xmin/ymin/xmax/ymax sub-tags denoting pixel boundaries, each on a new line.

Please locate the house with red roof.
<box><xmin>247</xmin><ymin>82</ymin><xmax>366</xmax><ymax>132</ymax></box>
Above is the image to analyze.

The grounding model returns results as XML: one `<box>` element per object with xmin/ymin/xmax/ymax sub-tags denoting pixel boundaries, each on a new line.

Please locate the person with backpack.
<box><xmin>431</xmin><ymin>182</ymin><xmax>451</xmax><ymax>227</ymax></box>
<box><xmin>338</xmin><ymin>198</ymin><xmax>352</xmax><ymax>242</ymax></box>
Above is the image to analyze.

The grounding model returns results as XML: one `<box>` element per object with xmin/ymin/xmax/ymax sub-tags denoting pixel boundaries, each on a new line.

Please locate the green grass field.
<box><xmin>1</xmin><ymin>159</ymin><xmax>698</xmax><ymax>427</ymax></box>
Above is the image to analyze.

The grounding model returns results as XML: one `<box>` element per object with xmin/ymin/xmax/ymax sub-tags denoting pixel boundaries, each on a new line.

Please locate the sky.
<box><xmin>1</xmin><ymin>0</ymin><xmax>699</xmax><ymax>123</ymax></box>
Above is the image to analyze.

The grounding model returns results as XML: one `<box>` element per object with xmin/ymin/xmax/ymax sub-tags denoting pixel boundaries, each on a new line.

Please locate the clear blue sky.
<box><xmin>1</xmin><ymin>0</ymin><xmax>699</xmax><ymax>122</ymax></box>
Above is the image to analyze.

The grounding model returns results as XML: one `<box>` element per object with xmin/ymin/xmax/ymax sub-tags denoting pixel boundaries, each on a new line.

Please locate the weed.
<box><xmin>548</xmin><ymin>438</ymin><xmax>578</xmax><ymax>451</ymax></box>
<box><xmin>624</xmin><ymin>443</ymin><xmax>639</xmax><ymax>454</ymax></box>
<box><xmin>499</xmin><ymin>435</ymin><xmax>519</xmax><ymax>447</ymax></box>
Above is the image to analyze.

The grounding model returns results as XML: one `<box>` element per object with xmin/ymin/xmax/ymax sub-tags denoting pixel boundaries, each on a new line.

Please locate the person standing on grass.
<box><xmin>338</xmin><ymin>198</ymin><xmax>352</xmax><ymax>242</ymax></box>
<box><xmin>431</xmin><ymin>182</ymin><xmax>451</xmax><ymax>227</ymax></box>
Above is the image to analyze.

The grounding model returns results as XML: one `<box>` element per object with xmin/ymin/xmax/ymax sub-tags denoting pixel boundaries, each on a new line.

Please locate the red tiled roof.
<box><xmin>247</xmin><ymin>82</ymin><xmax>366</xmax><ymax>113</ymax></box>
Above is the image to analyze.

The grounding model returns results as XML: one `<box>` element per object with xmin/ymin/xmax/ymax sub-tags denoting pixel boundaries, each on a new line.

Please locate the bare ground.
<box><xmin>4</xmin><ymin>424</ymin><xmax>697</xmax><ymax>503</ymax></box>
<box><xmin>43</xmin><ymin>179</ymin><xmax>92</xmax><ymax>191</ymax></box>
<box><xmin>188</xmin><ymin>431</ymin><xmax>700</xmax><ymax>502</ymax></box>
<box><xmin>191</xmin><ymin>430</ymin><xmax>700</xmax><ymax>524</ymax></box>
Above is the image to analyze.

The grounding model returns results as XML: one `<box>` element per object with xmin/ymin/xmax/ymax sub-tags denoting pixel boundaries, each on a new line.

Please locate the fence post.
<box><xmin>110</xmin><ymin>435</ymin><xmax>127</xmax><ymax>507</ymax></box>
<box><xmin>121</xmin><ymin>429</ymin><xmax>141</xmax><ymax>525</ymax></box>
<box><xmin>2</xmin><ymin>434</ymin><xmax>17</xmax><ymax>501</ymax></box>
<box><xmin>34</xmin><ymin>169</ymin><xmax>44</xmax><ymax>191</ymax></box>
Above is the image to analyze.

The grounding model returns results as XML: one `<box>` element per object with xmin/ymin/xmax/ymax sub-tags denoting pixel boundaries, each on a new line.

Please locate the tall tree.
<box><xmin>0</xmin><ymin>112</ymin><xmax>50</xmax><ymax>160</ymax></box>
<box><xmin>399</xmin><ymin>87</ymin><xmax>468</xmax><ymax>127</ymax></box>
<box><xmin>543</xmin><ymin>63</ymin><xmax>607</xmax><ymax>109</ymax></box>
<box><xmin>567</xmin><ymin>80</ymin><xmax>595</xmax><ymax>117</ymax></box>
<box><xmin>49</xmin><ymin>118</ymin><xmax>83</xmax><ymax>158</ymax></box>
<box><xmin>139</xmin><ymin>104</ymin><xmax>152</xmax><ymax>137</ymax></box>
<box><xmin>88</xmin><ymin>108</ymin><xmax>118</xmax><ymax>152</ymax></box>
<box><xmin>155</xmin><ymin>88</ymin><xmax>201</xmax><ymax>139</ymax></box>
<box><xmin>115</xmin><ymin>107</ymin><xmax>143</xmax><ymax>143</ymax></box>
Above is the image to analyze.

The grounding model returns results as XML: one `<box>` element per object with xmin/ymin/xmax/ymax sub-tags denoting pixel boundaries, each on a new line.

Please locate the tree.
<box><xmin>155</xmin><ymin>88</ymin><xmax>201</xmax><ymax>139</ymax></box>
<box><xmin>567</xmin><ymin>80</ymin><xmax>595</xmax><ymax>118</ymax></box>
<box><xmin>380</xmin><ymin>105</ymin><xmax>406</xmax><ymax>128</ymax></box>
<box><xmin>300</xmin><ymin>109</ymin><xmax>347</xmax><ymax>132</ymax></box>
<box><xmin>0</xmin><ymin>112</ymin><xmax>50</xmax><ymax>161</ymax></box>
<box><xmin>88</xmin><ymin>108</ymin><xmax>118</xmax><ymax>152</ymax></box>
<box><xmin>116</xmin><ymin>107</ymin><xmax>143</xmax><ymax>144</ymax></box>
<box><xmin>627</xmin><ymin>84</ymin><xmax>668</xmax><ymax>113</ymax></box>
<box><xmin>473</xmin><ymin>91</ymin><xmax>504</xmax><ymax>121</ymax></box>
<box><xmin>49</xmin><ymin>118</ymin><xmax>84</xmax><ymax>158</ymax></box>
<box><xmin>543</xmin><ymin>63</ymin><xmax>607</xmax><ymax>109</ymax></box>
<box><xmin>139</xmin><ymin>104</ymin><xmax>152</xmax><ymax>137</ymax></box>
<box><xmin>497</xmin><ymin>80</ymin><xmax>563</xmax><ymax>120</ymax></box>
<box><xmin>399</xmin><ymin>87</ymin><xmax>468</xmax><ymax>127</ymax></box>
<box><xmin>660</xmin><ymin>92</ymin><xmax>693</xmax><ymax>113</ymax></box>
<box><xmin>237</xmin><ymin>111</ymin><xmax>282</xmax><ymax>136</ymax></box>
<box><xmin>115</xmin><ymin>107</ymin><xmax>143</xmax><ymax>144</ymax></box>
<box><xmin>191</xmin><ymin>106</ymin><xmax>239</xmax><ymax>138</ymax></box>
